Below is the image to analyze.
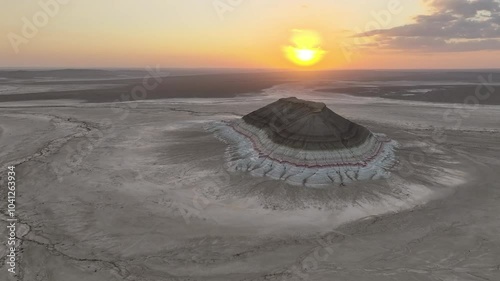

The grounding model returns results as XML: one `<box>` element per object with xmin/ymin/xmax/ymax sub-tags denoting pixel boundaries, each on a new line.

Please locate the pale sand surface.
<box><xmin>1</xmin><ymin>89</ymin><xmax>500</xmax><ymax>280</ymax></box>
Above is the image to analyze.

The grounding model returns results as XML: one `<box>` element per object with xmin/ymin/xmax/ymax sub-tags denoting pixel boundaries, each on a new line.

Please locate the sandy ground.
<box><xmin>1</xmin><ymin>87</ymin><xmax>500</xmax><ymax>281</ymax></box>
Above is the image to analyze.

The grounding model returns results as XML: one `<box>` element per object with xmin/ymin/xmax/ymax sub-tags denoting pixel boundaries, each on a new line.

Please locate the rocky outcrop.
<box><xmin>207</xmin><ymin>97</ymin><xmax>397</xmax><ymax>187</ymax></box>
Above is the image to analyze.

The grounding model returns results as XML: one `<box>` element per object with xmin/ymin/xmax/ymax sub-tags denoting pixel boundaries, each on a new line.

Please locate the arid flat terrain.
<box><xmin>1</xmin><ymin>80</ymin><xmax>500</xmax><ymax>281</ymax></box>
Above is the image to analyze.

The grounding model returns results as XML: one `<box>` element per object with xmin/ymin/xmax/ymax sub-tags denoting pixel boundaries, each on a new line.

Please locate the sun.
<box><xmin>296</xmin><ymin>49</ymin><xmax>316</xmax><ymax>62</ymax></box>
<box><xmin>283</xmin><ymin>29</ymin><xmax>326</xmax><ymax>67</ymax></box>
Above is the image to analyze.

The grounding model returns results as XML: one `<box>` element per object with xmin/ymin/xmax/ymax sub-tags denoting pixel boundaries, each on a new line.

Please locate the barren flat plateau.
<box><xmin>1</xmin><ymin>86</ymin><xmax>500</xmax><ymax>281</ymax></box>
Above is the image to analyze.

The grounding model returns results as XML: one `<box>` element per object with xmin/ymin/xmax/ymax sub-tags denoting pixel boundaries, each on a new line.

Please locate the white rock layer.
<box><xmin>206</xmin><ymin>120</ymin><xmax>397</xmax><ymax>187</ymax></box>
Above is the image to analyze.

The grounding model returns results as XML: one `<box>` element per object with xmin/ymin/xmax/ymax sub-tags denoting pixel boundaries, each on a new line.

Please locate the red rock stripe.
<box><xmin>224</xmin><ymin>122</ymin><xmax>391</xmax><ymax>169</ymax></box>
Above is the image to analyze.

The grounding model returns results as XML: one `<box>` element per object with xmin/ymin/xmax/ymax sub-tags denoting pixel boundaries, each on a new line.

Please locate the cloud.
<box><xmin>357</xmin><ymin>0</ymin><xmax>500</xmax><ymax>52</ymax></box>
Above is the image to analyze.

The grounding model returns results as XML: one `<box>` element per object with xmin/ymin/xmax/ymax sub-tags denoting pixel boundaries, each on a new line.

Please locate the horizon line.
<box><xmin>1</xmin><ymin>66</ymin><xmax>500</xmax><ymax>71</ymax></box>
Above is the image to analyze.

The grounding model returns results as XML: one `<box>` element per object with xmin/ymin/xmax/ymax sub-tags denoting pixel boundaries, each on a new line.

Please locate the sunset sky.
<box><xmin>1</xmin><ymin>0</ymin><xmax>500</xmax><ymax>69</ymax></box>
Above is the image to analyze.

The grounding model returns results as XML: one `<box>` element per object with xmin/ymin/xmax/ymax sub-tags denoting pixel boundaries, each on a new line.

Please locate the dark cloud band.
<box><xmin>356</xmin><ymin>0</ymin><xmax>500</xmax><ymax>52</ymax></box>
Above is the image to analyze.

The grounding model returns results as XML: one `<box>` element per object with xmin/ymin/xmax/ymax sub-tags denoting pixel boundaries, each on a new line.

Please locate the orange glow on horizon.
<box><xmin>1</xmin><ymin>1</ymin><xmax>498</xmax><ymax>69</ymax></box>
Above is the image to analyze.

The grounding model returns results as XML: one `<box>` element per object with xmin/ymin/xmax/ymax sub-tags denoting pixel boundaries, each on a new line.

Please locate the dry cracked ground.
<box><xmin>1</xmin><ymin>93</ymin><xmax>500</xmax><ymax>281</ymax></box>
